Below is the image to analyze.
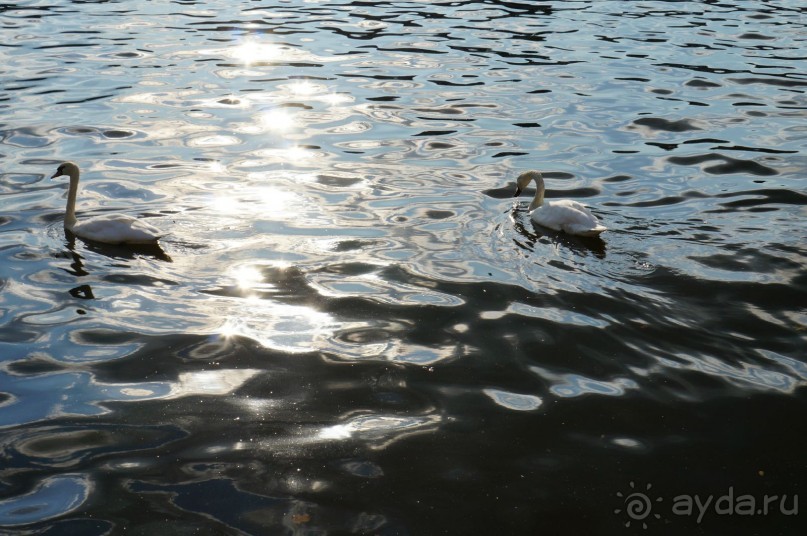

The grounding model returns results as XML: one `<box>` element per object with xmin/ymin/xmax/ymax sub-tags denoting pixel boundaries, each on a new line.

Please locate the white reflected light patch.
<box><xmin>187</xmin><ymin>134</ymin><xmax>241</xmax><ymax>148</ymax></box>
<box><xmin>483</xmin><ymin>389</ymin><xmax>543</xmax><ymax>411</ymax></box>
<box><xmin>169</xmin><ymin>369</ymin><xmax>261</xmax><ymax>397</ymax></box>
<box><xmin>205</xmin><ymin>186</ymin><xmax>303</xmax><ymax>221</ymax></box>
<box><xmin>207</xmin><ymin>161</ymin><xmax>226</xmax><ymax>174</ymax></box>
<box><xmin>284</xmin><ymin>146</ymin><xmax>316</xmax><ymax>163</ymax></box>
<box><xmin>207</xmin><ymin>194</ymin><xmax>241</xmax><ymax>215</ymax></box>
<box><xmin>230</xmin><ymin>40</ymin><xmax>283</xmax><ymax>64</ymax></box>
<box><xmin>259</xmin><ymin>109</ymin><xmax>297</xmax><ymax>132</ymax></box>
<box><xmin>230</xmin><ymin>264</ymin><xmax>264</xmax><ymax>291</ymax></box>
<box><xmin>612</xmin><ymin>437</ymin><xmax>645</xmax><ymax>450</ymax></box>
<box><xmin>320</xmin><ymin>92</ymin><xmax>353</xmax><ymax>106</ymax></box>
<box><xmin>286</xmin><ymin>80</ymin><xmax>321</xmax><ymax>96</ymax></box>
<box><xmin>319</xmin><ymin>423</ymin><xmax>351</xmax><ymax>440</ymax></box>
<box><xmin>317</xmin><ymin>414</ymin><xmax>440</xmax><ymax>447</ymax></box>
<box><xmin>550</xmin><ymin>374</ymin><xmax>638</xmax><ymax>398</ymax></box>
<box><xmin>253</xmin><ymin>186</ymin><xmax>301</xmax><ymax>215</ymax></box>
<box><xmin>217</xmin><ymin>302</ymin><xmax>335</xmax><ymax>354</ymax></box>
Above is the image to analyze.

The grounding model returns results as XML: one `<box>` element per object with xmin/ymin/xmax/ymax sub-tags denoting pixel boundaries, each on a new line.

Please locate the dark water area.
<box><xmin>1</xmin><ymin>1</ymin><xmax>806</xmax><ymax>534</ymax></box>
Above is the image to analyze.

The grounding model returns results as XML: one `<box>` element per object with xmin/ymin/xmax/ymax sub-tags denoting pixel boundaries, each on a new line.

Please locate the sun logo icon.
<box><xmin>614</xmin><ymin>481</ymin><xmax>663</xmax><ymax>529</ymax></box>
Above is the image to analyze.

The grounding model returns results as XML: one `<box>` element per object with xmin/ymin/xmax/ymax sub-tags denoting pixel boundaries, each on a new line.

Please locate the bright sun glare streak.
<box><xmin>209</xmin><ymin>195</ymin><xmax>240</xmax><ymax>214</ymax></box>
<box><xmin>254</xmin><ymin>187</ymin><xmax>300</xmax><ymax>214</ymax></box>
<box><xmin>216</xmin><ymin>303</ymin><xmax>334</xmax><ymax>354</ymax></box>
<box><xmin>230</xmin><ymin>40</ymin><xmax>282</xmax><ymax>64</ymax></box>
<box><xmin>288</xmin><ymin>80</ymin><xmax>319</xmax><ymax>96</ymax></box>
<box><xmin>207</xmin><ymin>186</ymin><xmax>302</xmax><ymax>219</ymax></box>
<box><xmin>171</xmin><ymin>369</ymin><xmax>261</xmax><ymax>397</ymax></box>
<box><xmin>320</xmin><ymin>92</ymin><xmax>352</xmax><ymax>106</ymax></box>
<box><xmin>285</xmin><ymin>146</ymin><xmax>314</xmax><ymax>163</ymax></box>
<box><xmin>259</xmin><ymin>109</ymin><xmax>296</xmax><ymax>132</ymax></box>
<box><xmin>208</xmin><ymin>161</ymin><xmax>226</xmax><ymax>173</ymax></box>
<box><xmin>230</xmin><ymin>264</ymin><xmax>264</xmax><ymax>290</ymax></box>
<box><xmin>319</xmin><ymin>424</ymin><xmax>352</xmax><ymax>440</ymax></box>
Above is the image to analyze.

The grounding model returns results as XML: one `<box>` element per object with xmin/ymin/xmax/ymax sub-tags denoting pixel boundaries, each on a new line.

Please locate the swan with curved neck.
<box><xmin>514</xmin><ymin>170</ymin><xmax>606</xmax><ymax>237</ymax></box>
<box><xmin>51</xmin><ymin>162</ymin><xmax>162</xmax><ymax>245</ymax></box>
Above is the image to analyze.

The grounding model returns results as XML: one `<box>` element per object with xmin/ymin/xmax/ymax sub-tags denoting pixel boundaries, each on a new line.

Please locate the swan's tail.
<box><xmin>574</xmin><ymin>225</ymin><xmax>607</xmax><ymax>237</ymax></box>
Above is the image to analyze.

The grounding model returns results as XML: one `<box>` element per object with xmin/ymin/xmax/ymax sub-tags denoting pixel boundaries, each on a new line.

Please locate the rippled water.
<box><xmin>1</xmin><ymin>1</ymin><xmax>805</xmax><ymax>534</ymax></box>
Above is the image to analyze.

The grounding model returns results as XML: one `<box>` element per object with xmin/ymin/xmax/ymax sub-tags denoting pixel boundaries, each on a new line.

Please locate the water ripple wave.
<box><xmin>0</xmin><ymin>1</ymin><xmax>805</xmax><ymax>533</ymax></box>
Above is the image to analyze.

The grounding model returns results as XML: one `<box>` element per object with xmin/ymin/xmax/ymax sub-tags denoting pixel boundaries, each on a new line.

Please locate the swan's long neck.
<box><xmin>64</xmin><ymin>172</ymin><xmax>79</xmax><ymax>231</ymax></box>
<box><xmin>529</xmin><ymin>176</ymin><xmax>545</xmax><ymax>211</ymax></box>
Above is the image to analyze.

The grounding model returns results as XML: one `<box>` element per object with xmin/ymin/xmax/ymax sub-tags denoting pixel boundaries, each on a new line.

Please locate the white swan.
<box><xmin>514</xmin><ymin>170</ymin><xmax>606</xmax><ymax>237</ymax></box>
<box><xmin>51</xmin><ymin>162</ymin><xmax>163</xmax><ymax>245</ymax></box>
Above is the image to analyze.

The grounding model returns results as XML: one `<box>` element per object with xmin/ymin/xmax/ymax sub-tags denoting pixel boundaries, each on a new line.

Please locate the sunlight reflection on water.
<box><xmin>228</xmin><ymin>40</ymin><xmax>285</xmax><ymax>64</ymax></box>
<box><xmin>1</xmin><ymin>0</ymin><xmax>805</xmax><ymax>532</ymax></box>
<box><xmin>317</xmin><ymin>414</ymin><xmax>441</xmax><ymax>448</ymax></box>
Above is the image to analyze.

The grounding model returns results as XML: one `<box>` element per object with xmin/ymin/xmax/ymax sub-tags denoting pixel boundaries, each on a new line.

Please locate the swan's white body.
<box><xmin>52</xmin><ymin>162</ymin><xmax>162</xmax><ymax>245</ymax></box>
<box><xmin>514</xmin><ymin>171</ymin><xmax>606</xmax><ymax>237</ymax></box>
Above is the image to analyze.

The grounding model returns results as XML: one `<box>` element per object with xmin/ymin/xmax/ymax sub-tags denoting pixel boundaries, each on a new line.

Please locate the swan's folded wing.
<box><xmin>532</xmin><ymin>200</ymin><xmax>605</xmax><ymax>236</ymax></box>
<box><xmin>73</xmin><ymin>214</ymin><xmax>162</xmax><ymax>244</ymax></box>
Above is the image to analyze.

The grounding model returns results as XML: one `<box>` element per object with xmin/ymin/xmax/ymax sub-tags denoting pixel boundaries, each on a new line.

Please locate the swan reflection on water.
<box><xmin>64</xmin><ymin>232</ymin><xmax>172</xmax><ymax>263</ymax></box>
<box><xmin>68</xmin><ymin>284</ymin><xmax>95</xmax><ymax>300</ymax></box>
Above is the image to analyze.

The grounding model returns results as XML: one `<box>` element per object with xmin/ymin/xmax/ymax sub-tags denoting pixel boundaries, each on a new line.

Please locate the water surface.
<box><xmin>1</xmin><ymin>1</ymin><xmax>805</xmax><ymax>534</ymax></box>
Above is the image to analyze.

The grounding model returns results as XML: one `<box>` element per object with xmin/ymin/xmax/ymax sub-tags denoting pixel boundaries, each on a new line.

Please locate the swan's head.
<box><xmin>51</xmin><ymin>162</ymin><xmax>79</xmax><ymax>180</ymax></box>
<box><xmin>514</xmin><ymin>170</ymin><xmax>544</xmax><ymax>197</ymax></box>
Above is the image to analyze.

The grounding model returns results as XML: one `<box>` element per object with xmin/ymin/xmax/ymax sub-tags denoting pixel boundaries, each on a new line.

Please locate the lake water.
<box><xmin>1</xmin><ymin>1</ymin><xmax>805</xmax><ymax>534</ymax></box>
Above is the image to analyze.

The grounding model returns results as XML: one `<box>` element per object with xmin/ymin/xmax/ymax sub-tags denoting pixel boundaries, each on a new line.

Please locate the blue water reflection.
<box><xmin>0</xmin><ymin>475</ymin><xmax>89</xmax><ymax>527</ymax></box>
